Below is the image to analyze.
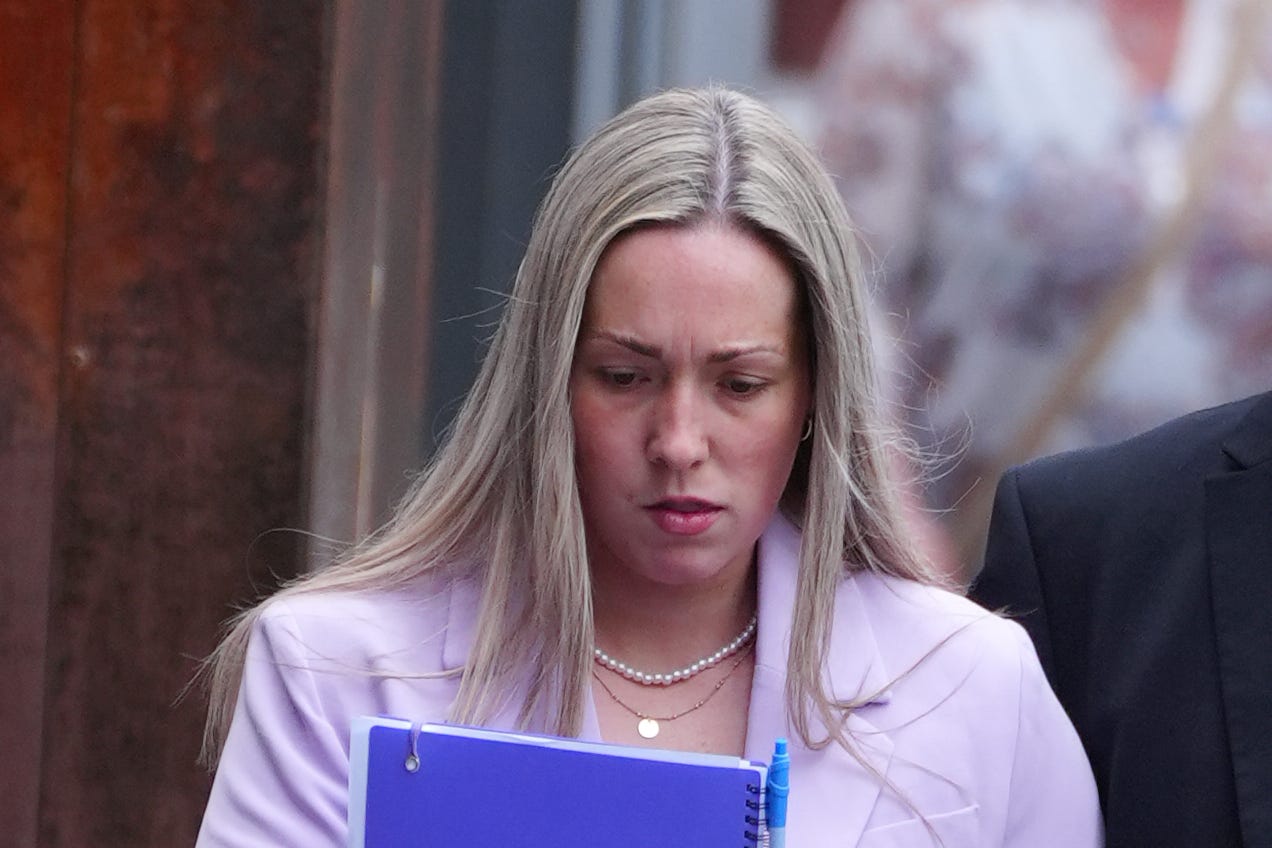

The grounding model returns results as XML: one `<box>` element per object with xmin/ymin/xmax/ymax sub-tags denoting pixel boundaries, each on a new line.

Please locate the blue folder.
<box><xmin>348</xmin><ymin>716</ymin><xmax>767</xmax><ymax>847</ymax></box>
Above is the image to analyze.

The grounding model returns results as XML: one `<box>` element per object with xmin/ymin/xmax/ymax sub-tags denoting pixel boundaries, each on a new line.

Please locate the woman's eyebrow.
<box><xmin>585</xmin><ymin>331</ymin><xmax>785</xmax><ymax>363</ymax></box>
<box><xmin>707</xmin><ymin>344</ymin><xmax>784</xmax><ymax>364</ymax></box>
<box><xmin>584</xmin><ymin>330</ymin><xmax>660</xmax><ymax>358</ymax></box>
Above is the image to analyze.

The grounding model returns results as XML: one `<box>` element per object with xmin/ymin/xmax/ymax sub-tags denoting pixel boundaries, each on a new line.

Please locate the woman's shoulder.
<box><xmin>850</xmin><ymin>569</ymin><xmax>1002</xmax><ymax>624</ymax></box>
<box><xmin>250</xmin><ymin>569</ymin><xmax>479</xmax><ymax>676</ymax></box>
<box><xmin>201</xmin><ymin>572</ymin><xmax>482</xmax><ymax>845</ymax></box>
<box><xmin>841</xmin><ymin>570</ymin><xmax>1099</xmax><ymax>844</ymax></box>
<box><xmin>847</xmin><ymin>570</ymin><xmax>1036</xmax><ymax>682</ymax></box>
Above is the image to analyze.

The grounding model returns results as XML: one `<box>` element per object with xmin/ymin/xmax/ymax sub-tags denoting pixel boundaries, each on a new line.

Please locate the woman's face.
<box><xmin>570</xmin><ymin>223</ymin><xmax>811</xmax><ymax>592</ymax></box>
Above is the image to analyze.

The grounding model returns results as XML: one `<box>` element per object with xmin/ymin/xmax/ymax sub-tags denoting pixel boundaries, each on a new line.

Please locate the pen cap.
<box><xmin>768</xmin><ymin>738</ymin><xmax>789</xmax><ymax>792</ymax></box>
<box><xmin>765</xmin><ymin>737</ymin><xmax>790</xmax><ymax>831</ymax></box>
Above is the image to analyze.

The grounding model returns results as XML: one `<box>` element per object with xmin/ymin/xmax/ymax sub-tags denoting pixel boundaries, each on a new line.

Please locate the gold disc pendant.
<box><xmin>637</xmin><ymin>718</ymin><xmax>660</xmax><ymax>739</ymax></box>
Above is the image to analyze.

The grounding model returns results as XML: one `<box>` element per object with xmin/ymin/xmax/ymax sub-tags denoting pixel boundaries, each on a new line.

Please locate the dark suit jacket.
<box><xmin>971</xmin><ymin>390</ymin><xmax>1272</xmax><ymax>848</ymax></box>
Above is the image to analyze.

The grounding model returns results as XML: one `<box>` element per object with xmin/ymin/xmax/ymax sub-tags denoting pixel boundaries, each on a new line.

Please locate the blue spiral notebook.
<box><xmin>348</xmin><ymin>716</ymin><xmax>767</xmax><ymax>847</ymax></box>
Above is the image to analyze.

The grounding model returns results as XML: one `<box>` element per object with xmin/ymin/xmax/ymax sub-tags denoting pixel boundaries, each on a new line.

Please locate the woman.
<box><xmin>196</xmin><ymin>87</ymin><xmax>1100</xmax><ymax>847</ymax></box>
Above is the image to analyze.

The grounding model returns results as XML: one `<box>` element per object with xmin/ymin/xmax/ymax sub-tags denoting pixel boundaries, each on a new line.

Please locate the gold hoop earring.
<box><xmin>800</xmin><ymin>418</ymin><xmax>813</xmax><ymax>442</ymax></box>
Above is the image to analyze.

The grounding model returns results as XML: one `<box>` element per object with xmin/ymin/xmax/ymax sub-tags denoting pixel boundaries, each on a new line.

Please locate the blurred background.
<box><xmin>1</xmin><ymin>0</ymin><xmax>1268</xmax><ymax>844</ymax></box>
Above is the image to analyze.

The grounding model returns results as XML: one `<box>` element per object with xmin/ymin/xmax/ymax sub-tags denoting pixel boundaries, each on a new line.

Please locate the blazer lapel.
<box><xmin>1207</xmin><ymin>393</ymin><xmax>1272</xmax><ymax>848</ymax></box>
<box><xmin>440</xmin><ymin>576</ymin><xmax>528</xmax><ymax>731</ymax></box>
<box><xmin>746</xmin><ymin>517</ymin><xmax>895</xmax><ymax>848</ymax></box>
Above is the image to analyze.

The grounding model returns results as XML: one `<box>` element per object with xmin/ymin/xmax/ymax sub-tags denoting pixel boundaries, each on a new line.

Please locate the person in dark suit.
<box><xmin>971</xmin><ymin>389</ymin><xmax>1272</xmax><ymax>847</ymax></box>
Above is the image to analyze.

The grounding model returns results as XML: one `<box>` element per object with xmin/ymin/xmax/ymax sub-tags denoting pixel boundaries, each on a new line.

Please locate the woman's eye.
<box><xmin>724</xmin><ymin>377</ymin><xmax>765</xmax><ymax>397</ymax></box>
<box><xmin>603</xmin><ymin>369</ymin><xmax>639</xmax><ymax>388</ymax></box>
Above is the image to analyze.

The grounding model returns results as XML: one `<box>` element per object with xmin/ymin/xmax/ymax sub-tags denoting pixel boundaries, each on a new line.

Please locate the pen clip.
<box><xmin>404</xmin><ymin>721</ymin><xmax>422</xmax><ymax>773</ymax></box>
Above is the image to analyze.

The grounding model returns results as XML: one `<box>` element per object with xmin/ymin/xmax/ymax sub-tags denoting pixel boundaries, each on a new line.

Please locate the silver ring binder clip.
<box><xmin>405</xmin><ymin>721</ymin><xmax>423</xmax><ymax>773</ymax></box>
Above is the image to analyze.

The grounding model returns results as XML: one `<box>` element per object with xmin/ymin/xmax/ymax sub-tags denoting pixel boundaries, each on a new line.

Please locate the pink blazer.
<box><xmin>197</xmin><ymin>516</ymin><xmax>1101</xmax><ymax>847</ymax></box>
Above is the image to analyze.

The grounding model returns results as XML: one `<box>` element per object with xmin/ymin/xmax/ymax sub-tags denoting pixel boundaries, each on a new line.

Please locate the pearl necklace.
<box><xmin>592</xmin><ymin>614</ymin><xmax>758</xmax><ymax>686</ymax></box>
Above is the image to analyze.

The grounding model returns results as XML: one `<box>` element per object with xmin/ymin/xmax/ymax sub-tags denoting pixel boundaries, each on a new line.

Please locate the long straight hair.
<box><xmin>200</xmin><ymin>86</ymin><xmax>941</xmax><ymax>766</ymax></box>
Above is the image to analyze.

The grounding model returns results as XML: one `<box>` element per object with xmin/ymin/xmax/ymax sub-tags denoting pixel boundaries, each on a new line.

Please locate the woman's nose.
<box><xmin>646</xmin><ymin>385</ymin><xmax>708</xmax><ymax>470</ymax></box>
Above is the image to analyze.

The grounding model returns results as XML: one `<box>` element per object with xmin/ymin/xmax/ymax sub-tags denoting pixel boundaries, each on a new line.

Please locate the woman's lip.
<box><xmin>645</xmin><ymin>501</ymin><xmax>723</xmax><ymax>535</ymax></box>
<box><xmin>648</xmin><ymin>497</ymin><xmax>722</xmax><ymax>512</ymax></box>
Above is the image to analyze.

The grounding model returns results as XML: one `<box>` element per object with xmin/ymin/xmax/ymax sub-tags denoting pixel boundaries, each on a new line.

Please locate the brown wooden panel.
<box><xmin>0</xmin><ymin>2</ymin><xmax>77</xmax><ymax>845</ymax></box>
<box><xmin>38</xmin><ymin>2</ymin><xmax>326</xmax><ymax>844</ymax></box>
<box><xmin>772</xmin><ymin>0</ymin><xmax>851</xmax><ymax>72</ymax></box>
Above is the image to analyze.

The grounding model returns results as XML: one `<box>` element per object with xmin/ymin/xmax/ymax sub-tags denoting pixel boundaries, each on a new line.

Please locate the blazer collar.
<box><xmin>1222</xmin><ymin>390</ymin><xmax>1272</xmax><ymax>470</ymax></box>
<box><xmin>1208</xmin><ymin>393</ymin><xmax>1272</xmax><ymax>848</ymax></box>
<box><xmin>441</xmin><ymin>575</ymin><xmax>478</xmax><ymax>673</ymax></box>
<box><xmin>440</xmin><ymin>576</ymin><xmax>530</xmax><ymax>731</ymax></box>
<box><xmin>742</xmin><ymin>514</ymin><xmax>896</xmax><ymax>848</ymax></box>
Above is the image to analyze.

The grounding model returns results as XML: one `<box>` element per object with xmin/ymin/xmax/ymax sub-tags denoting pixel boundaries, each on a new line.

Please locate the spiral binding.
<box><xmin>744</xmin><ymin>781</ymin><xmax>762</xmax><ymax>845</ymax></box>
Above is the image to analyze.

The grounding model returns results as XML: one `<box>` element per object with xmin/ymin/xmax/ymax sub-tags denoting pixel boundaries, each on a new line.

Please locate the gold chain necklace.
<box><xmin>592</xmin><ymin>643</ymin><xmax>753</xmax><ymax>739</ymax></box>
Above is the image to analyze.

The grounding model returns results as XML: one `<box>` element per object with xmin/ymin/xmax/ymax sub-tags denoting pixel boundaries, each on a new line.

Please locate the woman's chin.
<box><xmin>622</xmin><ymin>551</ymin><xmax>752</xmax><ymax>592</ymax></box>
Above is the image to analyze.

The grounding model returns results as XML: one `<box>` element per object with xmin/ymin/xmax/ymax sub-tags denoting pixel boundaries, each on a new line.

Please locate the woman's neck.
<box><xmin>589</xmin><ymin>559</ymin><xmax>758</xmax><ymax>674</ymax></box>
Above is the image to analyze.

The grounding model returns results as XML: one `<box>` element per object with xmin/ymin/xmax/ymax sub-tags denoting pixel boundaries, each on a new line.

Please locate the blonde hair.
<box><xmin>200</xmin><ymin>86</ymin><xmax>941</xmax><ymax>766</ymax></box>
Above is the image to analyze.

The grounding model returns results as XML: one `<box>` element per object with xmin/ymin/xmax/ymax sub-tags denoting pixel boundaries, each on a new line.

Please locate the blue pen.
<box><xmin>766</xmin><ymin>738</ymin><xmax>790</xmax><ymax>848</ymax></box>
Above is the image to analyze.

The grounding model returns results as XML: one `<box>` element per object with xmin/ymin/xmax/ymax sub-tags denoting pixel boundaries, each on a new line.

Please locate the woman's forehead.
<box><xmin>577</xmin><ymin>223</ymin><xmax>803</xmax><ymax>356</ymax></box>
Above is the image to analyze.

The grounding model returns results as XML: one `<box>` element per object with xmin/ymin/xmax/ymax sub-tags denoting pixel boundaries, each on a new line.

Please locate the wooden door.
<box><xmin>1</xmin><ymin>2</ymin><xmax>325</xmax><ymax>843</ymax></box>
